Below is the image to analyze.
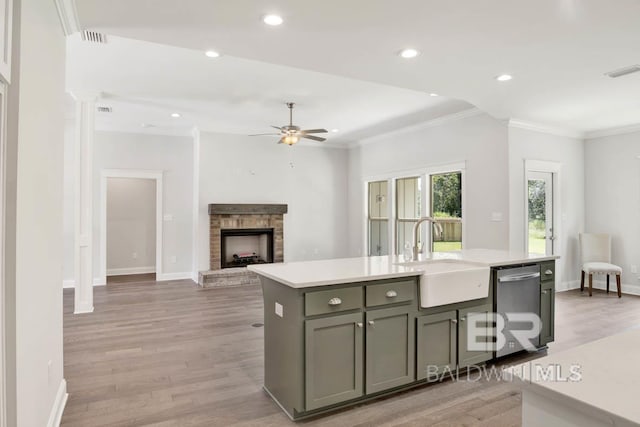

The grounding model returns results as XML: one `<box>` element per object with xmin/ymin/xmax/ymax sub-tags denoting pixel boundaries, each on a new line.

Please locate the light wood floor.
<box><xmin>61</xmin><ymin>281</ymin><xmax>640</xmax><ymax>427</ymax></box>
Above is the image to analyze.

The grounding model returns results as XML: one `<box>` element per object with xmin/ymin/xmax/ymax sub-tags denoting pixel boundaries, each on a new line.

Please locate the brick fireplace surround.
<box><xmin>199</xmin><ymin>203</ymin><xmax>287</xmax><ymax>288</ymax></box>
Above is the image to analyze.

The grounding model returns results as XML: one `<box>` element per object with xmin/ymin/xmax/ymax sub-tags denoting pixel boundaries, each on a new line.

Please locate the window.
<box><xmin>365</xmin><ymin>165</ymin><xmax>464</xmax><ymax>256</ymax></box>
<box><xmin>430</xmin><ymin>171</ymin><xmax>462</xmax><ymax>252</ymax></box>
<box><xmin>395</xmin><ymin>177</ymin><xmax>422</xmax><ymax>254</ymax></box>
<box><xmin>368</xmin><ymin>181</ymin><xmax>389</xmax><ymax>256</ymax></box>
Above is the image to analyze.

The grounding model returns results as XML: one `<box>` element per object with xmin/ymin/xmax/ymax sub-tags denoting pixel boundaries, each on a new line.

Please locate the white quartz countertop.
<box><xmin>247</xmin><ymin>249</ymin><xmax>558</xmax><ymax>288</ymax></box>
<box><xmin>507</xmin><ymin>328</ymin><xmax>640</xmax><ymax>425</ymax></box>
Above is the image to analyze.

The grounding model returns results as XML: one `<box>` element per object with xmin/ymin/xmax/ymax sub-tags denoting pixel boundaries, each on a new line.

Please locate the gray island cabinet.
<box><xmin>250</xmin><ymin>253</ymin><xmax>557</xmax><ymax>420</ymax></box>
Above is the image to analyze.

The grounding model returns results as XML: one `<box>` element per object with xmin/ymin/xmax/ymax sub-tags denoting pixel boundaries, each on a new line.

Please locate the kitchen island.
<box><xmin>249</xmin><ymin>249</ymin><xmax>558</xmax><ymax>420</ymax></box>
<box><xmin>508</xmin><ymin>328</ymin><xmax>640</xmax><ymax>427</ymax></box>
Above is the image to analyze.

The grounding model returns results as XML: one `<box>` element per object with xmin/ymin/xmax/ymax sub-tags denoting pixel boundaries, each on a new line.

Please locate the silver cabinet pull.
<box><xmin>451</xmin><ymin>319</ymin><xmax>458</xmax><ymax>324</ymax></box>
<box><xmin>385</xmin><ymin>290</ymin><xmax>398</xmax><ymax>298</ymax></box>
<box><xmin>356</xmin><ymin>322</ymin><xmax>363</xmax><ymax>328</ymax></box>
<box><xmin>545</xmin><ymin>270</ymin><xmax>553</xmax><ymax>275</ymax></box>
<box><xmin>460</xmin><ymin>316</ymin><xmax>466</xmax><ymax>322</ymax></box>
<box><xmin>368</xmin><ymin>320</ymin><xmax>375</xmax><ymax>326</ymax></box>
<box><xmin>328</xmin><ymin>297</ymin><xmax>342</xmax><ymax>306</ymax></box>
<box><xmin>542</xmin><ymin>290</ymin><xmax>549</xmax><ymax>295</ymax></box>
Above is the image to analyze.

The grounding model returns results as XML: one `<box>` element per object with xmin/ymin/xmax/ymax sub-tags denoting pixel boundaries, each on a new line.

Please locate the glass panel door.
<box><xmin>395</xmin><ymin>177</ymin><xmax>421</xmax><ymax>255</ymax></box>
<box><xmin>430</xmin><ymin>172</ymin><xmax>462</xmax><ymax>252</ymax></box>
<box><xmin>527</xmin><ymin>171</ymin><xmax>554</xmax><ymax>255</ymax></box>
<box><xmin>368</xmin><ymin>181</ymin><xmax>389</xmax><ymax>256</ymax></box>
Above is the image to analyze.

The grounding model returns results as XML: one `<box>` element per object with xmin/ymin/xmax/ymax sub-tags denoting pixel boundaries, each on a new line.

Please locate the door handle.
<box><xmin>368</xmin><ymin>320</ymin><xmax>375</xmax><ymax>326</ymax></box>
<box><xmin>328</xmin><ymin>297</ymin><xmax>342</xmax><ymax>306</ymax></box>
<box><xmin>356</xmin><ymin>322</ymin><xmax>363</xmax><ymax>328</ymax></box>
<box><xmin>545</xmin><ymin>270</ymin><xmax>553</xmax><ymax>275</ymax></box>
<box><xmin>385</xmin><ymin>290</ymin><xmax>398</xmax><ymax>298</ymax></box>
<box><xmin>451</xmin><ymin>319</ymin><xmax>458</xmax><ymax>324</ymax></box>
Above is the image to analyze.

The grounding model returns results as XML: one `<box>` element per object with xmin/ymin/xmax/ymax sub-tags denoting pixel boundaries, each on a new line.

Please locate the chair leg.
<box><xmin>589</xmin><ymin>273</ymin><xmax>593</xmax><ymax>297</ymax></box>
<box><xmin>616</xmin><ymin>274</ymin><xmax>622</xmax><ymax>298</ymax></box>
<box><xmin>580</xmin><ymin>270</ymin><xmax>585</xmax><ymax>291</ymax></box>
<box><xmin>607</xmin><ymin>274</ymin><xmax>610</xmax><ymax>294</ymax></box>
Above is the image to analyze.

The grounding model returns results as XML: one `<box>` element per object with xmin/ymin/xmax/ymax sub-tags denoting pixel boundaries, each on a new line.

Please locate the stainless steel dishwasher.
<box><xmin>496</xmin><ymin>265</ymin><xmax>541</xmax><ymax>357</ymax></box>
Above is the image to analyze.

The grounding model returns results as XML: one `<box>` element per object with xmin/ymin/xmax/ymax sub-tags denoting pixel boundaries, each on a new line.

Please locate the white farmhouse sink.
<box><xmin>397</xmin><ymin>260</ymin><xmax>490</xmax><ymax>308</ymax></box>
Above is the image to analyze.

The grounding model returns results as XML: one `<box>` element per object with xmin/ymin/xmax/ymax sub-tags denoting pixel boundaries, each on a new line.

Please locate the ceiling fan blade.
<box><xmin>302</xmin><ymin>135</ymin><xmax>326</xmax><ymax>142</ymax></box>
<box><xmin>249</xmin><ymin>133</ymin><xmax>281</xmax><ymax>136</ymax></box>
<box><xmin>300</xmin><ymin>128</ymin><xmax>328</xmax><ymax>134</ymax></box>
<box><xmin>271</xmin><ymin>125</ymin><xmax>283</xmax><ymax>131</ymax></box>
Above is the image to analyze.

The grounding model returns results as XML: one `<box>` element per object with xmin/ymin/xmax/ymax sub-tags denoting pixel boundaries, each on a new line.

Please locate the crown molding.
<box><xmin>54</xmin><ymin>0</ymin><xmax>81</xmax><ymax>35</ymax></box>
<box><xmin>584</xmin><ymin>122</ymin><xmax>640</xmax><ymax>140</ymax></box>
<box><xmin>349</xmin><ymin>107</ymin><xmax>484</xmax><ymax>148</ymax></box>
<box><xmin>508</xmin><ymin>118</ymin><xmax>584</xmax><ymax>139</ymax></box>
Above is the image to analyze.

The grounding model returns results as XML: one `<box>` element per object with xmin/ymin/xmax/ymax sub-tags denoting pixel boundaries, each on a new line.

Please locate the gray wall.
<box><xmin>585</xmin><ymin>130</ymin><xmax>640</xmax><ymax>290</ymax></box>
<box><xmin>197</xmin><ymin>132</ymin><xmax>350</xmax><ymax>270</ymax></box>
<box><xmin>106</xmin><ymin>177</ymin><xmax>157</xmax><ymax>274</ymax></box>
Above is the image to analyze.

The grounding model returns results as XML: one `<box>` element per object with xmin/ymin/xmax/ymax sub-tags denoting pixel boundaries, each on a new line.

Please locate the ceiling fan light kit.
<box><xmin>249</xmin><ymin>102</ymin><xmax>328</xmax><ymax>146</ymax></box>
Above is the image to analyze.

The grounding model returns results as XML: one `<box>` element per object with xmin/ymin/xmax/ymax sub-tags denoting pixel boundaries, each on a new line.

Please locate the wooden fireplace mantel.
<box><xmin>208</xmin><ymin>204</ymin><xmax>288</xmax><ymax>215</ymax></box>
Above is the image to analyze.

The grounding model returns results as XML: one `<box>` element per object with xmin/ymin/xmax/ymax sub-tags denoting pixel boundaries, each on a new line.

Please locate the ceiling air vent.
<box><xmin>96</xmin><ymin>106</ymin><xmax>112</xmax><ymax>113</ymax></box>
<box><xmin>604</xmin><ymin>64</ymin><xmax>640</xmax><ymax>78</ymax></box>
<box><xmin>81</xmin><ymin>30</ymin><xmax>107</xmax><ymax>44</ymax></box>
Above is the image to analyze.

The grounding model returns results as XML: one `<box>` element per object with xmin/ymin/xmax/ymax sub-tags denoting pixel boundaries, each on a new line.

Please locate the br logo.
<box><xmin>466</xmin><ymin>312</ymin><xmax>542</xmax><ymax>352</ymax></box>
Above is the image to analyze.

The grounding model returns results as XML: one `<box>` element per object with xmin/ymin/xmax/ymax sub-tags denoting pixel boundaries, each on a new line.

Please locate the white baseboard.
<box><xmin>555</xmin><ymin>278</ymin><xmax>640</xmax><ymax>296</ymax></box>
<box><xmin>62</xmin><ymin>278</ymin><xmax>106</xmax><ymax>288</ymax></box>
<box><xmin>46</xmin><ymin>379</ymin><xmax>68</xmax><ymax>427</ymax></box>
<box><xmin>556</xmin><ymin>280</ymin><xmax>580</xmax><ymax>292</ymax></box>
<box><xmin>156</xmin><ymin>272</ymin><xmax>194</xmax><ymax>282</ymax></box>
<box><xmin>106</xmin><ymin>266</ymin><xmax>156</xmax><ymax>276</ymax></box>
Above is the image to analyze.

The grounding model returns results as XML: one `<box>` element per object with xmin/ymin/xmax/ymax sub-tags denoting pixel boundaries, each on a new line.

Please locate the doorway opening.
<box><xmin>106</xmin><ymin>177</ymin><xmax>157</xmax><ymax>283</ymax></box>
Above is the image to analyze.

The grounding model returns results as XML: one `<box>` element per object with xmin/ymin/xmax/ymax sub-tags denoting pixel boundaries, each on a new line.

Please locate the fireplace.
<box><xmin>221</xmin><ymin>228</ymin><xmax>274</xmax><ymax>268</ymax></box>
<box><xmin>206</xmin><ymin>203</ymin><xmax>287</xmax><ymax>272</ymax></box>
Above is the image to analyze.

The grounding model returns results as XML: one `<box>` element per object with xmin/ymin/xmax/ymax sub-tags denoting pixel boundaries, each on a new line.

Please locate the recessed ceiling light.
<box><xmin>496</xmin><ymin>74</ymin><xmax>513</xmax><ymax>82</ymax></box>
<box><xmin>331</xmin><ymin>129</ymin><xmax>340</xmax><ymax>133</ymax></box>
<box><xmin>205</xmin><ymin>50</ymin><xmax>220</xmax><ymax>58</ymax></box>
<box><xmin>429</xmin><ymin>93</ymin><xmax>439</xmax><ymax>97</ymax></box>
<box><xmin>399</xmin><ymin>48</ymin><xmax>419</xmax><ymax>59</ymax></box>
<box><xmin>263</xmin><ymin>14</ymin><xmax>283</xmax><ymax>26</ymax></box>
<box><xmin>171</xmin><ymin>113</ymin><xmax>181</xmax><ymax>118</ymax></box>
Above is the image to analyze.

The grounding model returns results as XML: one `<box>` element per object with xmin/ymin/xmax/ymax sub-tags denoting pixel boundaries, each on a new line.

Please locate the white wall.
<box><xmin>197</xmin><ymin>132</ymin><xmax>349</xmax><ymax>270</ymax></box>
<box><xmin>91</xmin><ymin>131</ymin><xmax>194</xmax><ymax>280</ymax></box>
<box><xmin>347</xmin><ymin>112</ymin><xmax>510</xmax><ymax>256</ymax></box>
<box><xmin>584</xmin><ymin>130</ymin><xmax>640</xmax><ymax>290</ymax></box>
<box><xmin>106</xmin><ymin>178</ymin><xmax>157</xmax><ymax>274</ymax></box>
<box><xmin>5</xmin><ymin>0</ymin><xmax>67</xmax><ymax>424</ymax></box>
<box><xmin>508</xmin><ymin>126</ymin><xmax>585</xmax><ymax>289</ymax></box>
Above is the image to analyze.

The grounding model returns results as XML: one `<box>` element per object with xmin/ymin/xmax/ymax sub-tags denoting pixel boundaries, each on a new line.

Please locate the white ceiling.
<box><xmin>73</xmin><ymin>0</ymin><xmax>640</xmax><ymax>135</ymax></box>
<box><xmin>67</xmin><ymin>35</ymin><xmax>470</xmax><ymax>144</ymax></box>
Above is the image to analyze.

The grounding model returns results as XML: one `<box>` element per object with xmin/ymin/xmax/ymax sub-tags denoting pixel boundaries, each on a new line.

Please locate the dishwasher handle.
<box><xmin>499</xmin><ymin>272</ymin><xmax>540</xmax><ymax>283</ymax></box>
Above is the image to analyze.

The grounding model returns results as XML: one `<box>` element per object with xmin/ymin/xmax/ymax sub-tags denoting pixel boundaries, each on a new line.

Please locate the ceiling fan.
<box><xmin>249</xmin><ymin>102</ymin><xmax>328</xmax><ymax>145</ymax></box>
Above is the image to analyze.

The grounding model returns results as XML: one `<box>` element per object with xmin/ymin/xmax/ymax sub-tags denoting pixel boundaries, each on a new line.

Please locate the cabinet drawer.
<box><xmin>366</xmin><ymin>279</ymin><xmax>415</xmax><ymax>307</ymax></box>
<box><xmin>540</xmin><ymin>261</ymin><xmax>555</xmax><ymax>283</ymax></box>
<box><xmin>305</xmin><ymin>287</ymin><xmax>363</xmax><ymax>316</ymax></box>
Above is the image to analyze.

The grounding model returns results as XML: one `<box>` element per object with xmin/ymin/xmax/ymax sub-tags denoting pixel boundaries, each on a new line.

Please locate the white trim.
<box><xmin>46</xmin><ymin>379</ymin><xmax>68</xmax><ymax>427</ymax></box>
<box><xmin>100</xmin><ymin>170</ymin><xmax>164</xmax><ymax>287</ymax></box>
<box><xmin>191</xmin><ymin>127</ymin><xmax>200</xmax><ymax>281</ymax></box>
<box><xmin>557</xmin><ymin>279</ymin><xmax>640</xmax><ymax>296</ymax></box>
<box><xmin>156</xmin><ymin>272</ymin><xmax>194</xmax><ymax>282</ymax></box>
<box><xmin>351</xmin><ymin>107</ymin><xmax>483</xmax><ymax>148</ymax></box>
<box><xmin>584</xmin><ymin>122</ymin><xmax>640</xmax><ymax>140</ymax></box>
<box><xmin>0</xmin><ymin>78</ymin><xmax>7</xmax><ymax>427</ymax></box>
<box><xmin>53</xmin><ymin>0</ymin><xmax>80</xmax><ymax>35</ymax></box>
<box><xmin>508</xmin><ymin>118</ymin><xmax>584</xmax><ymax>139</ymax></box>
<box><xmin>106</xmin><ymin>266</ymin><xmax>155</xmax><ymax>276</ymax></box>
<box><xmin>556</xmin><ymin>280</ymin><xmax>580</xmax><ymax>293</ymax></box>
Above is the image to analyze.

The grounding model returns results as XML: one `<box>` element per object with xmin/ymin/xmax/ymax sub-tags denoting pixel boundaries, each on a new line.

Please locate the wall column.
<box><xmin>71</xmin><ymin>92</ymin><xmax>98</xmax><ymax>314</ymax></box>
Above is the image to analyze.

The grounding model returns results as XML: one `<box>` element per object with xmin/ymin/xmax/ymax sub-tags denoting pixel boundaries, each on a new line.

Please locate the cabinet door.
<box><xmin>458</xmin><ymin>304</ymin><xmax>494</xmax><ymax>368</ymax></box>
<box><xmin>305</xmin><ymin>312</ymin><xmax>364</xmax><ymax>410</ymax></box>
<box><xmin>539</xmin><ymin>282</ymin><xmax>555</xmax><ymax>346</ymax></box>
<box><xmin>365</xmin><ymin>306</ymin><xmax>415</xmax><ymax>394</ymax></box>
<box><xmin>416</xmin><ymin>311</ymin><xmax>457</xmax><ymax>381</ymax></box>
